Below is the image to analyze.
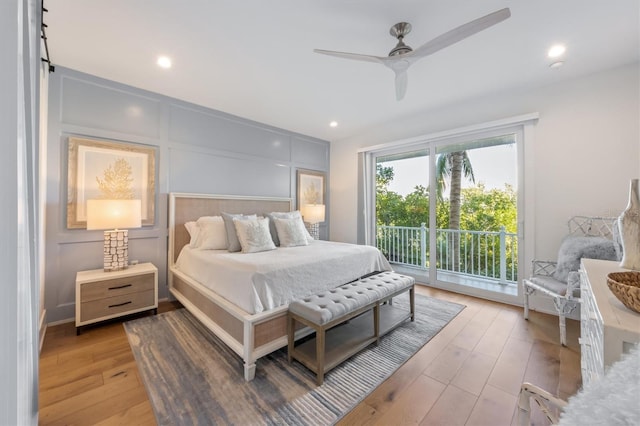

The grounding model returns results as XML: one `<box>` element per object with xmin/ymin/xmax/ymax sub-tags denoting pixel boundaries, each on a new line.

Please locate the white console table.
<box><xmin>579</xmin><ymin>259</ymin><xmax>640</xmax><ymax>386</ymax></box>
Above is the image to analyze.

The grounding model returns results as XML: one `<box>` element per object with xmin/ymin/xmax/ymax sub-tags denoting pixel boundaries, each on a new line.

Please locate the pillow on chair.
<box><xmin>553</xmin><ymin>236</ymin><xmax>618</xmax><ymax>283</ymax></box>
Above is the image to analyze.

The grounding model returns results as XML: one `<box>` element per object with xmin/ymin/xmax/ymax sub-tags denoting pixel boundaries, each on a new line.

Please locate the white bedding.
<box><xmin>175</xmin><ymin>240</ymin><xmax>392</xmax><ymax>314</ymax></box>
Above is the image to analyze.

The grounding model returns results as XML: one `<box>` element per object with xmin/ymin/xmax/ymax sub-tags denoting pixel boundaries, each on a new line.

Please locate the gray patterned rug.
<box><xmin>124</xmin><ymin>293</ymin><xmax>464</xmax><ymax>425</ymax></box>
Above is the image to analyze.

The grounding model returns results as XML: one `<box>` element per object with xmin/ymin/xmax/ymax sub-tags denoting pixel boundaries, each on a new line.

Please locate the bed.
<box><xmin>168</xmin><ymin>192</ymin><xmax>392</xmax><ymax>380</ymax></box>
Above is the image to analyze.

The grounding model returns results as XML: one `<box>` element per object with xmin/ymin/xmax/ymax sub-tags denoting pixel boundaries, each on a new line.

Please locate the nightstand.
<box><xmin>75</xmin><ymin>262</ymin><xmax>158</xmax><ymax>334</ymax></box>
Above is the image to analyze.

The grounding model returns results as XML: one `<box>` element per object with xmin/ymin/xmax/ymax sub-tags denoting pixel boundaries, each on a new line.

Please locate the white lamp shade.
<box><xmin>86</xmin><ymin>199</ymin><xmax>142</xmax><ymax>230</ymax></box>
<box><xmin>301</xmin><ymin>204</ymin><xmax>325</xmax><ymax>223</ymax></box>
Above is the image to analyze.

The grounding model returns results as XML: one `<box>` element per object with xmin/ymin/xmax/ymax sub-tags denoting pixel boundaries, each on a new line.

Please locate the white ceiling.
<box><xmin>46</xmin><ymin>0</ymin><xmax>639</xmax><ymax>142</ymax></box>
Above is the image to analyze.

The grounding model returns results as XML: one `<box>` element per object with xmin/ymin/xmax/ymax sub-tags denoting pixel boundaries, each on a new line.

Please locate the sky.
<box><xmin>383</xmin><ymin>144</ymin><xmax>517</xmax><ymax>196</ymax></box>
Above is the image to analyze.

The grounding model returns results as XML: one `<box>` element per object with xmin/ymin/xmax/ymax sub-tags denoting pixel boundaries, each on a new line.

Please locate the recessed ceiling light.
<box><xmin>547</xmin><ymin>44</ymin><xmax>566</xmax><ymax>58</ymax></box>
<box><xmin>329</xmin><ymin>121</ymin><xmax>338</xmax><ymax>128</ymax></box>
<box><xmin>157</xmin><ymin>56</ymin><xmax>172</xmax><ymax>69</ymax></box>
<box><xmin>549</xmin><ymin>61</ymin><xmax>565</xmax><ymax>69</ymax></box>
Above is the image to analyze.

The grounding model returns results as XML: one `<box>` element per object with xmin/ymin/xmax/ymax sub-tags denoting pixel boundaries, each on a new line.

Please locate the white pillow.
<box><xmin>184</xmin><ymin>221</ymin><xmax>200</xmax><ymax>248</ymax></box>
<box><xmin>195</xmin><ymin>216</ymin><xmax>228</xmax><ymax>250</ymax></box>
<box><xmin>267</xmin><ymin>210</ymin><xmax>314</xmax><ymax>244</ymax></box>
<box><xmin>267</xmin><ymin>211</ymin><xmax>298</xmax><ymax>246</ymax></box>
<box><xmin>233</xmin><ymin>217</ymin><xmax>276</xmax><ymax>253</ymax></box>
<box><xmin>274</xmin><ymin>217</ymin><xmax>309</xmax><ymax>247</ymax></box>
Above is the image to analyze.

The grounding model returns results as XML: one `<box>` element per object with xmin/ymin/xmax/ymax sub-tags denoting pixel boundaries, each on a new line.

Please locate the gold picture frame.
<box><xmin>67</xmin><ymin>137</ymin><xmax>156</xmax><ymax>229</ymax></box>
<box><xmin>296</xmin><ymin>169</ymin><xmax>325</xmax><ymax>209</ymax></box>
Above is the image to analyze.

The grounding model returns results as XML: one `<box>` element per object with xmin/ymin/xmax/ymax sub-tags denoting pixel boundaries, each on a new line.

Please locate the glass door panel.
<box><xmin>375</xmin><ymin>149</ymin><xmax>430</xmax><ymax>271</ymax></box>
<box><xmin>435</xmin><ymin>134</ymin><xmax>518</xmax><ymax>294</ymax></box>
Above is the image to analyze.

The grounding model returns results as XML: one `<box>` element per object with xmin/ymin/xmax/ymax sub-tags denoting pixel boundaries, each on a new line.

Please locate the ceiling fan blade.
<box><xmin>411</xmin><ymin>7</ymin><xmax>511</xmax><ymax>59</ymax></box>
<box><xmin>313</xmin><ymin>49</ymin><xmax>386</xmax><ymax>64</ymax></box>
<box><xmin>394</xmin><ymin>69</ymin><xmax>408</xmax><ymax>101</ymax></box>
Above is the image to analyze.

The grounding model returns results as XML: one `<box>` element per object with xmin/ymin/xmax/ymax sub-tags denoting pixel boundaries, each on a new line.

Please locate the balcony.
<box><xmin>377</xmin><ymin>224</ymin><xmax>518</xmax><ymax>290</ymax></box>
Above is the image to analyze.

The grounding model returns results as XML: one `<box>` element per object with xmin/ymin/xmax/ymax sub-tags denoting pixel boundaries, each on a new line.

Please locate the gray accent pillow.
<box><xmin>553</xmin><ymin>236</ymin><xmax>618</xmax><ymax>283</ymax></box>
<box><xmin>221</xmin><ymin>212</ymin><xmax>257</xmax><ymax>252</ymax></box>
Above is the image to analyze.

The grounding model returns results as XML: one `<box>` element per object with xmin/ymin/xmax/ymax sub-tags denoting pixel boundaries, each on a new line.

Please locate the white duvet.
<box><xmin>175</xmin><ymin>240</ymin><xmax>392</xmax><ymax>314</ymax></box>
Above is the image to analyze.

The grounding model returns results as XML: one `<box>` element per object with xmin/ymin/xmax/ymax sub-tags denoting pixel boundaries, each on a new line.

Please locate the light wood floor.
<box><xmin>39</xmin><ymin>286</ymin><xmax>582</xmax><ymax>425</ymax></box>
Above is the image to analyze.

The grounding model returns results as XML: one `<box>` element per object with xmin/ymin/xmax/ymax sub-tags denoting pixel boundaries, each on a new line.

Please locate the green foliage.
<box><xmin>375</xmin><ymin>164</ymin><xmax>518</xmax><ymax>281</ymax></box>
<box><xmin>376</xmin><ymin>164</ymin><xmax>394</xmax><ymax>190</ymax></box>
<box><xmin>459</xmin><ymin>183</ymin><xmax>517</xmax><ymax>232</ymax></box>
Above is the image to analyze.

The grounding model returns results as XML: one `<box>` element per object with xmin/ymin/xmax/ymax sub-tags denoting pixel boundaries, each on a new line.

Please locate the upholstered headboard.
<box><xmin>168</xmin><ymin>193</ymin><xmax>292</xmax><ymax>265</ymax></box>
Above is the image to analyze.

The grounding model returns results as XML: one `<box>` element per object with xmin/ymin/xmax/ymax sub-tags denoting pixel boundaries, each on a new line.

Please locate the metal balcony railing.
<box><xmin>377</xmin><ymin>223</ymin><xmax>518</xmax><ymax>285</ymax></box>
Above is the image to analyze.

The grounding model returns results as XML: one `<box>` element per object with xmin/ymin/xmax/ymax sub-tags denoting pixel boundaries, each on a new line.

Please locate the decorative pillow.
<box><xmin>553</xmin><ymin>236</ymin><xmax>618</xmax><ymax>283</ymax></box>
<box><xmin>266</xmin><ymin>211</ymin><xmax>300</xmax><ymax>246</ymax></box>
<box><xmin>222</xmin><ymin>212</ymin><xmax>257</xmax><ymax>252</ymax></box>
<box><xmin>184</xmin><ymin>221</ymin><xmax>200</xmax><ymax>248</ymax></box>
<box><xmin>273</xmin><ymin>217</ymin><xmax>310</xmax><ymax>247</ymax></box>
<box><xmin>233</xmin><ymin>217</ymin><xmax>276</xmax><ymax>254</ymax></box>
<box><xmin>195</xmin><ymin>216</ymin><xmax>227</xmax><ymax>250</ymax></box>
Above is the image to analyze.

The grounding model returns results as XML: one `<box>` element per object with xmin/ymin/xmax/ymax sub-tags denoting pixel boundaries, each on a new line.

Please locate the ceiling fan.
<box><xmin>314</xmin><ymin>8</ymin><xmax>511</xmax><ymax>101</ymax></box>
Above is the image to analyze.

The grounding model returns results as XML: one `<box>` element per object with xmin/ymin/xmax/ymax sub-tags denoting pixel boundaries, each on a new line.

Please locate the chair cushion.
<box><xmin>553</xmin><ymin>236</ymin><xmax>618</xmax><ymax>283</ymax></box>
<box><xmin>529</xmin><ymin>275</ymin><xmax>570</xmax><ymax>296</ymax></box>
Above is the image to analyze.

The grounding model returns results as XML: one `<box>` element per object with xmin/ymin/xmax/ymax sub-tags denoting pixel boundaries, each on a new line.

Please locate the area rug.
<box><xmin>124</xmin><ymin>293</ymin><xmax>464</xmax><ymax>425</ymax></box>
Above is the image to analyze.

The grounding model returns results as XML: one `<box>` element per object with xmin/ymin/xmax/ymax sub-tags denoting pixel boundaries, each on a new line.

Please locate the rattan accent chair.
<box><xmin>522</xmin><ymin>216</ymin><xmax>619</xmax><ymax>346</ymax></box>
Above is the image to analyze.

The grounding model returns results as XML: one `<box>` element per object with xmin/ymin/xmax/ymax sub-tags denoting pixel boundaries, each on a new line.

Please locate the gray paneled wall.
<box><xmin>45</xmin><ymin>67</ymin><xmax>330</xmax><ymax>324</ymax></box>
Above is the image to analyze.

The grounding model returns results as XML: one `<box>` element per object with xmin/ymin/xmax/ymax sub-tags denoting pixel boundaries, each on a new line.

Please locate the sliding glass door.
<box><xmin>434</xmin><ymin>135</ymin><xmax>518</xmax><ymax>295</ymax></box>
<box><xmin>371</xmin><ymin>129</ymin><xmax>521</xmax><ymax>300</ymax></box>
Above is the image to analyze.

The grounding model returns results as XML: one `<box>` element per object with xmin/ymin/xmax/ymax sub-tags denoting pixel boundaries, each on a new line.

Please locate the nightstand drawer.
<box><xmin>80</xmin><ymin>273</ymin><xmax>155</xmax><ymax>302</ymax></box>
<box><xmin>80</xmin><ymin>289</ymin><xmax>155</xmax><ymax>322</ymax></box>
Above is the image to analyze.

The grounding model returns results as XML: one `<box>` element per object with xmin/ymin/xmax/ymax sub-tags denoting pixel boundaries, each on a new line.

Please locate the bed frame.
<box><xmin>168</xmin><ymin>192</ymin><xmax>309</xmax><ymax>381</ymax></box>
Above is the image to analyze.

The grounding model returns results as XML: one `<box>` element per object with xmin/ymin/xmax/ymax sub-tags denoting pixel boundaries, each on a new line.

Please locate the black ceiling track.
<box><xmin>41</xmin><ymin>0</ymin><xmax>54</xmax><ymax>72</ymax></box>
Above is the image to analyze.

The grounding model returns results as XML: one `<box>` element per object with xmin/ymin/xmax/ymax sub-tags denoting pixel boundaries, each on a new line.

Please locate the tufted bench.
<box><xmin>287</xmin><ymin>271</ymin><xmax>415</xmax><ymax>384</ymax></box>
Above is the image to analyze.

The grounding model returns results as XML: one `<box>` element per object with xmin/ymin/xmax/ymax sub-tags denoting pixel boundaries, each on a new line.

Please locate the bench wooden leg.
<box><xmin>287</xmin><ymin>315</ymin><xmax>295</xmax><ymax>363</ymax></box>
<box><xmin>316</xmin><ymin>327</ymin><xmax>325</xmax><ymax>385</ymax></box>
<box><xmin>374</xmin><ymin>304</ymin><xmax>380</xmax><ymax>345</ymax></box>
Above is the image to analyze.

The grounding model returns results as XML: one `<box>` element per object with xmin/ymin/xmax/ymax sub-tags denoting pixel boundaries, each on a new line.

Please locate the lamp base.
<box><xmin>103</xmin><ymin>229</ymin><xmax>129</xmax><ymax>272</ymax></box>
<box><xmin>305</xmin><ymin>222</ymin><xmax>320</xmax><ymax>240</ymax></box>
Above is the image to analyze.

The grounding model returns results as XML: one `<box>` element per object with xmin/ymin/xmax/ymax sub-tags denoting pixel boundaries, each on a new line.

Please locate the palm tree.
<box><xmin>436</xmin><ymin>151</ymin><xmax>475</xmax><ymax>271</ymax></box>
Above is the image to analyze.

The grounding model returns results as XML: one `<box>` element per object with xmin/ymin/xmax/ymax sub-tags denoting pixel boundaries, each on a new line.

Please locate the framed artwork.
<box><xmin>296</xmin><ymin>169</ymin><xmax>325</xmax><ymax>209</ymax></box>
<box><xmin>67</xmin><ymin>136</ymin><xmax>156</xmax><ymax>229</ymax></box>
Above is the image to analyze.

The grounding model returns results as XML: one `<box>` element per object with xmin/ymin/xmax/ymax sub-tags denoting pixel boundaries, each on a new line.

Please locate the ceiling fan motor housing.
<box><xmin>389</xmin><ymin>22</ymin><xmax>413</xmax><ymax>56</ymax></box>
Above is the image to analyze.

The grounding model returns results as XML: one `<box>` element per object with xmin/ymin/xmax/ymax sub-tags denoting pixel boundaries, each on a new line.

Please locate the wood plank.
<box><xmin>465</xmin><ymin>384</ymin><xmax>518</xmax><ymax>426</ymax></box>
<box><xmin>373</xmin><ymin>375</ymin><xmax>446</xmax><ymax>425</ymax></box>
<box><xmin>339</xmin><ymin>402</ymin><xmax>379</xmax><ymax>426</ymax></box>
<box><xmin>487</xmin><ymin>337</ymin><xmax>534</xmax><ymax>396</ymax></box>
<box><xmin>419</xmin><ymin>384</ymin><xmax>476</xmax><ymax>426</ymax></box>
<box><xmin>473</xmin><ymin>310</ymin><xmax>515</xmax><ymax>358</ymax></box>
<box><xmin>423</xmin><ymin>344</ymin><xmax>470</xmax><ymax>384</ymax></box>
<box><xmin>558</xmin><ymin>346</ymin><xmax>582</xmax><ymax>400</ymax></box>
<box><xmin>45</xmin><ymin>386</ymin><xmax>149</xmax><ymax>426</ymax></box>
<box><xmin>39</xmin><ymin>373</ymin><xmax>104</xmax><ymax>408</ymax></box>
<box><xmin>450</xmin><ymin>351</ymin><xmax>497</xmax><ymax>396</ymax></box>
<box><xmin>93</xmin><ymin>401</ymin><xmax>155</xmax><ymax>426</ymax></box>
<box><xmin>522</xmin><ymin>340</ymin><xmax>561</xmax><ymax>394</ymax></box>
<box><xmin>359</xmin><ymin>302</ymin><xmax>479</xmax><ymax>416</ymax></box>
<box><xmin>39</xmin><ymin>368</ymin><xmax>142</xmax><ymax>424</ymax></box>
<box><xmin>40</xmin><ymin>350</ymin><xmax>135</xmax><ymax>391</ymax></box>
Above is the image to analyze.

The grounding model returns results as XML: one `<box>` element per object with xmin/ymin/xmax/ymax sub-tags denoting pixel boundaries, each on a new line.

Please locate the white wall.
<box><xmin>330</xmin><ymin>64</ymin><xmax>640</xmax><ymax>266</ymax></box>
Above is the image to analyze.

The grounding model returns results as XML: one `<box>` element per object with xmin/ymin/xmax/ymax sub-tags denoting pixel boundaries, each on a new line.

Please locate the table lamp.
<box><xmin>87</xmin><ymin>199</ymin><xmax>141</xmax><ymax>271</ymax></box>
<box><xmin>301</xmin><ymin>204</ymin><xmax>325</xmax><ymax>240</ymax></box>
